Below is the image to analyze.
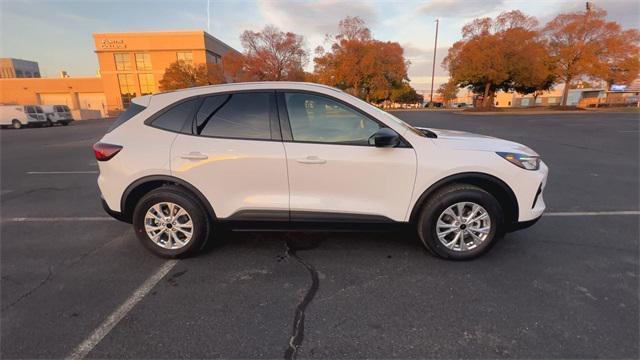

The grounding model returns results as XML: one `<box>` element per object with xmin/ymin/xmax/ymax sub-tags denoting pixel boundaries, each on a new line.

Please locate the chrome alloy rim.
<box><xmin>436</xmin><ymin>202</ymin><xmax>491</xmax><ymax>252</ymax></box>
<box><xmin>144</xmin><ymin>202</ymin><xmax>193</xmax><ymax>250</ymax></box>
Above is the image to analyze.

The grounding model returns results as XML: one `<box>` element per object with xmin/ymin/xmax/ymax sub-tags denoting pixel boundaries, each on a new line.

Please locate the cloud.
<box><xmin>419</xmin><ymin>0</ymin><xmax>506</xmax><ymax>18</ymax></box>
<box><xmin>256</xmin><ymin>0</ymin><xmax>377</xmax><ymax>51</ymax></box>
<box><xmin>540</xmin><ymin>0</ymin><xmax>640</xmax><ymax>30</ymax></box>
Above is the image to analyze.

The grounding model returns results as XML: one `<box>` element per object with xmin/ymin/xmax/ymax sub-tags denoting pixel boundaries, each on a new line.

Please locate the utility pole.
<box><xmin>207</xmin><ymin>0</ymin><xmax>211</xmax><ymax>33</ymax></box>
<box><xmin>429</xmin><ymin>19</ymin><xmax>440</xmax><ymax>105</ymax></box>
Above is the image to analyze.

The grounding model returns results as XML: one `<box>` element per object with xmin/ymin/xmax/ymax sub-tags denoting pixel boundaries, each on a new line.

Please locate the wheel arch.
<box><xmin>120</xmin><ymin>175</ymin><xmax>217</xmax><ymax>223</ymax></box>
<box><xmin>409</xmin><ymin>172</ymin><xmax>519</xmax><ymax>227</ymax></box>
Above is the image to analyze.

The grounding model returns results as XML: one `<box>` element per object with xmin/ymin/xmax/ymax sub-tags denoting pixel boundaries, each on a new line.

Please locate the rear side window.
<box><xmin>108</xmin><ymin>103</ymin><xmax>146</xmax><ymax>133</ymax></box>
<box><xmin>196</xmin><ymin>92</ymin><xmax>272</xmax><ymax>140</ymax></box>
<box><xmin>150</xmin><ymin>99</ymin><xmax>199</xmax><ymax>133</ymax></box>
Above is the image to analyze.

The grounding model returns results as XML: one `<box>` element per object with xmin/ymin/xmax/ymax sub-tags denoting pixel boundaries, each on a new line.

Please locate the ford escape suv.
<box><xmin>95</xmin><ymin>82</ymin><xmax>548</xmax><ymax>260</ymax></box>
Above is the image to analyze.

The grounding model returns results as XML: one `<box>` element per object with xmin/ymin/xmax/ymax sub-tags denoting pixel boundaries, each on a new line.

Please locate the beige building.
<box><xmin>0</xmin><ymin>31</ymin><xmax>237</xmax><ymax>119</ymax></box>
<box><xmin>0</xmin><ymin>58</ymin><xmax>41</xmax><ymax>79</ymax></box>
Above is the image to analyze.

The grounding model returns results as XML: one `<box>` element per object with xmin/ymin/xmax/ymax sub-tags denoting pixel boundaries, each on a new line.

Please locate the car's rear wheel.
<box><xmin>417</xmin><ymin>184</ymin><xmax>503</xmax><ymax>260</ymax></box>
<box><xmin>133</xmin><ymin>186</ymin><xmax>211</xmax><ymax>258</ymax></box>
<box><xmin>11</xmin><ymin>120</ymin><xmax>21</xmax><ymax>129</ymax></box>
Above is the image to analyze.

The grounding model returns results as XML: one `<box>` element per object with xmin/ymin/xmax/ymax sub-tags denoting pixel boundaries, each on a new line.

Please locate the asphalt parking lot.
<box><xmin>1</xmin><ymin>110</ymin><xmax>638</xmax><ymax>359</ymax></box>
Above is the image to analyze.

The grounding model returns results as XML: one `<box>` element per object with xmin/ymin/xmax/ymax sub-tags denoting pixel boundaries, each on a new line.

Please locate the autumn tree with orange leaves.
<box><xmin>544</xmin><ymin>6</ymin><xmax>640</xmax><ymax>105</ymax></box>
<box><xmin>159</xmin><ymin>61</ymin><xmax>225</xmax><ymax>91</ymax></box>
<box><xmin>444</xmin><ymin>11</ymin><xmax>554</xmax><ymax>108</ymax></box>
<box><xmin>314</xmin><ymin>17</ymin><xmax>412</xmax><ymax>103</ymax></box>
<box><xmin>222</xmin><ymin>25</ymin><xmax>308</xmax><ymax>82</ymax></box>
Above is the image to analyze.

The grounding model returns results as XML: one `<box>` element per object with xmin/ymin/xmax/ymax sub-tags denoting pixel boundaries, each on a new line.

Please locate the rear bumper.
<box><xmin>101</xmin><ymin>197</ymin><xmax>130</xmax><ymax>223</ymax></box>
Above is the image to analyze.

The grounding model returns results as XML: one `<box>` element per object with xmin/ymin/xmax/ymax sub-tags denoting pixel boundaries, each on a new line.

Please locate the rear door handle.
<box><xmin>296</xmin><ymin>156</ymin><xmax>326</xmax><ymax>165</ymax></box>
<box><xmin>181</xmin><ymin>152</ymin><xmax>208</xmax><ymax>160</ymax></box>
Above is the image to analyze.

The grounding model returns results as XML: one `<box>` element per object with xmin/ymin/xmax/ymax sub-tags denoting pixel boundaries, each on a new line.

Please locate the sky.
<box><xmin>1</xmin><ymin>0</ymin><xmax>638</xmax><ymax>90</ymax></box>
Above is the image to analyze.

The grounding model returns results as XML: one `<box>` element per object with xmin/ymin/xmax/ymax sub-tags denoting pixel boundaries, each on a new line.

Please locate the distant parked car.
<box><xmin>425</xmin><ymin>102</ymin><xmax>443</xmax><ymax>108</ymax></box>
<box><xmin>41</xmin><ymin>105</ymin><xmax>73</xmax><ymax>126</ymax></box>
<box><xmin>0</xmin><ymin>105</ymin><xmax>47</xmax><ymax>129</ymax></box>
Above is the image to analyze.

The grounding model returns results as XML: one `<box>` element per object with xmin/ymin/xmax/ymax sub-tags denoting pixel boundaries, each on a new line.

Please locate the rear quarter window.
<box><xmin>108</xmin><ymin>104</ymin><xmax>146</xmax><ymax>133</ymax></box>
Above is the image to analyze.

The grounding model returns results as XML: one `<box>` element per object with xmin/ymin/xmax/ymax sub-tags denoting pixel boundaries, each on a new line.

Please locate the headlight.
<box><xmin>496</xmin><ymin>152</ymin><xmax>540</xmax><ymax>170</ymax></box>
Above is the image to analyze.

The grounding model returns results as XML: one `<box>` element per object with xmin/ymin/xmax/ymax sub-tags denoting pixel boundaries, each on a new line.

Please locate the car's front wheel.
<box><xmin>11</xmin><ymin>120</ymin><xmax>22</xmax><ymax>129</ymax></box>
<box><xmin>133</xmin><ymin>186</ymin><xmax>211</xmax><ymax>258</ymax></box>
<box><xmin>417</xmin><ymin>184</ymin><xmax>504</xmax><ymax>260</ymax></box>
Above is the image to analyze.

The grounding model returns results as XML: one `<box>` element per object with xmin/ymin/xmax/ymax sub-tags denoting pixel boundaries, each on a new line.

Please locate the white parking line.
<box><xmin>26</xmin><ymin>171</ymin><xmax>98</xmax><ymax>175</ymax></box>
<box><xmin>67</xmin><ymin>260</ymin><xmax>178</xmax><ymax>360</ymax></box>
<box><xmin>545</xmin><ymin>211</ymin><xmax>640</xmax><ymax>216</ymax></box>
<box><xmin>2</xmin><ymin>217</ymin><xmax>114</xmax><ymax>223</ymax></box>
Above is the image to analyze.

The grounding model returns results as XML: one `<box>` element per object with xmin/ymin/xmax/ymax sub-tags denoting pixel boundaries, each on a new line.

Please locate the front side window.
<box><xmin>135</xmin><ymin>53</ymin><xmax>152</xmax><ymax>71</ymax></box>
<box><xmin>114</xmin><ymin>53</ymin><xmax>131</xmax><ymax>71</ymax></box>
<box><xmin>196</xmin><ymin>92</ymin><xmax>272</xmax><ymax>140</ymax></box>
<box><xmin>284</xmin><ymin>92</ymin><xmax>380</xmax><ymax>145</ymax></box>
<box><xmin>117</xmin><ymin>74</ymin><xmax>136</xmax><ymax>108</ymax></box>
<box><xmin>176</xmin><ymin>52</ymin><xmax>194</xmax><ymax>65</ymax></box>
<box><xmin>150</xmin><ymin>99</ymin><xmax>199</xmax><ymax>133</ymax></box>
<box><xmin>138</xmin><ymin>74</ymin><xmax>155</xmax><ymax>95</ymax></box>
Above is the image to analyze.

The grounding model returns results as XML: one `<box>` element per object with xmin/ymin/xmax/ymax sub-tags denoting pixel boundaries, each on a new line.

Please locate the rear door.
<box><xmin>278</xmin><ymin>91</ymin><xmax>417</xmax><ymax>222</ymax></box>
<box><xmin>170</xmin><ymin>91</ymin><xmax>289</xmax><ymax>220</ymax></box>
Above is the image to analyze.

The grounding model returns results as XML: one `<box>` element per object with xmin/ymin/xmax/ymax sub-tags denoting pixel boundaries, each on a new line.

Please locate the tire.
<box><xmin>11</xmin><ymin>120</ymin><xmax>22</xmax><ymax>129</ymax></box>
<box><xmin>62</xmin><ymin>121</ymin><xmax>70</xmax><ymax>126</ymax></box>
<box><xmin>46</xmin><ymin>120</ymin><xmax>53</xmax><ymax>127</ymax></box>
<box><xmin>417</xmin><ymin>183</ymin><xmax>504</xmax><ymax>260</ymax></box>
<box><xmin>133</xmin><ymin>186</ymin><xmax>211</xmax><ymax>258</ymax></box>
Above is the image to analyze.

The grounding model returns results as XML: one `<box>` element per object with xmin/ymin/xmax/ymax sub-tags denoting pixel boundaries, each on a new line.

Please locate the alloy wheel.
<box><xmin>436</xmin><ymin>202</ymin><xmax>491</xmax><ymax>252</ymax></box>
<box><xmin>144</xmin><ymin>202</ymin><xmax>194</xmax><ymax>249</ymax></box>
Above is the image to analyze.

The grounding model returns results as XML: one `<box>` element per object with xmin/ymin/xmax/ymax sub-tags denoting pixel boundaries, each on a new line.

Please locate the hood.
<box><xmin>417</xmin><ymin>127</ymin><xmax>538</xmax><ymax>156</ymax></box>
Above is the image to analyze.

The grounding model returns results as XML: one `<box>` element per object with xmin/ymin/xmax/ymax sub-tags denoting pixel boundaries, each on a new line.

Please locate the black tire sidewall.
<box><xmin>420</xmin><ymin>187</ymin><xmax>503</xmax><ymax>260</ymax></box>
<box><xmin>133</xmin><ymin>188</ymin><xmax>209</xmax><ymax>258</ymax></box>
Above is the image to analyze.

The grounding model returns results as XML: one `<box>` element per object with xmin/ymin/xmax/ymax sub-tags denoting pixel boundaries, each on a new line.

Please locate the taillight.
<box><xmin>93</xmin><ymin>142</ymin><xmax>123</xmax><ymax>161</ymax></box>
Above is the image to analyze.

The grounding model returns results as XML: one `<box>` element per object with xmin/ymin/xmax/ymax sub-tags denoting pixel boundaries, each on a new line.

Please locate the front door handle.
<box><xmin>296</xmin><ymin>156</ymin><xmax>326</xmax><ymax>165</ymax></box>
<box><xmin>181</xmin><ymin>152</ymin><xmax>208</xmax><ymax>160</ymax></box>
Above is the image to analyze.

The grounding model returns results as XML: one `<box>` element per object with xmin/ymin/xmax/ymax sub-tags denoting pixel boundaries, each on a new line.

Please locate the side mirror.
<box><xmin>369</xmin><ymin>128</ymin><xmax>400</xmax><ymax>148</ymax></box>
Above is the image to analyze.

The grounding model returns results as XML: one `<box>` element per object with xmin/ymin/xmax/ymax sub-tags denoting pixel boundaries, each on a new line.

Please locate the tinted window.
<box><xmin>107</xmin><ymin>103</ymin><xmax>146</xmax><ymax>133</ymax></box>
<box><xmin>151</xmin><ymin>99</ymin><xmax>198</xmax><ymax>133</ymax></box>
<box><xmin>198</xmin><ymin>92</ymin><xmax>272</xmax><ymax>140</ymax></box>
<box><xmin>284</xmin><ymin>92</ymin><xmax>380</xmax><ymax>145</ymax></box>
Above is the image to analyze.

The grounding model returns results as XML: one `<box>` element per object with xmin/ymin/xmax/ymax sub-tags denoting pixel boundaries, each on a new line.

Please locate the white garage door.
<box><xmin>79</xmin><ymin>93</ymin><xmax>107</xmax><ymax>116</ymax></box>
<box><xmin>39</xmin><ymin>93</ymin><xmax>73</xmax><ymax>107</ymax></box>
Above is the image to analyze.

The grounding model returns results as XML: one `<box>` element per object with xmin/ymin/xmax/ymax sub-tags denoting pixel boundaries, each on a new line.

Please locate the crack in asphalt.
<box><xmin>0</xmin><ymin>229</ymin><xmax>129</xmax><ymax>312</ymax></box>
<box><xmin>1</xmin><ymin>266</ymin><xmax>53</xmax><ymax>311</ymax></box>
<box><xmin>283</xmin><ymin>234</ymin><xmax>322</xmax><ymax>360</ymax></box>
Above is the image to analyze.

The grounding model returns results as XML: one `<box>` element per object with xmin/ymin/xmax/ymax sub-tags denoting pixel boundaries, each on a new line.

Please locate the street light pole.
<box><xmin>429</xmin><ymin>19</ymin><xmax>440</xmax><ymax>105</ymax></box>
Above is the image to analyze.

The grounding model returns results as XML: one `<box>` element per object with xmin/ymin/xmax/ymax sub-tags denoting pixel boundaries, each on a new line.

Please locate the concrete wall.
<box><xmin>0</xmin><ymin>77</ymin><xmax>105</xmax><ymax>118</ymax></box>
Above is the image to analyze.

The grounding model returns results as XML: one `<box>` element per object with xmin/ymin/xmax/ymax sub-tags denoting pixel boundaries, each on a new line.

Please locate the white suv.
<box><xmin>95</xmin><ymin>82</ymin><xmax>548</xmax><ymax>260</ymax></box>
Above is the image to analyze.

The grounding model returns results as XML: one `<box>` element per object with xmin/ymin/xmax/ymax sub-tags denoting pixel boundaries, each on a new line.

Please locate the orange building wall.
<box><xmin>93</xmin><ymin>31</ymin><xmax>220</xmax><ymax>114</ymax></box>
<box><xmin>0</xmin><ymin>77</ymin><xmax>103</xmax><ymax>105</ymax></box>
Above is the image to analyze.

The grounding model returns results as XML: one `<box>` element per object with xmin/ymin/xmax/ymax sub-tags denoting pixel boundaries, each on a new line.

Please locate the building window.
<box><xmin>114</xmin><ymin>53</ymin><xmax>131</xmax><ymax>71</ymax></box>
<box><xmin>16</xmin><ymin>69</ymin><xmax>24</xmax><ymax>78</ymax></box>
<box><xmin>138</xmin><ymin>74</ymin><xmax>155</xmax><ymax>95</ymax></box>
<box><xmin>176</xmin><ymin>52</ymin><xmax>194</xmax><ymax>65</ymax></box>
<box><xmin>118</xmin><ymin>74</ymin><xmax>136</xmax><ymax>108</ymax></box>
<box><xmin>135</xmin><ymin>53</ymin><xmax>152</xmax><ymax>71</ymax></box>
<box><xmin>206</xmin><ymin>51</ymin><xmax>221</xmax><ymax>64</ymax></box>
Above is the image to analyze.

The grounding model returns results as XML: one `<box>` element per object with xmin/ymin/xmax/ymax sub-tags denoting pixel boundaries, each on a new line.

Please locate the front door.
<box><xmin>279</xmin><ymin>91</ymin><xmax>417</xmax><ymax>222</ymax></box>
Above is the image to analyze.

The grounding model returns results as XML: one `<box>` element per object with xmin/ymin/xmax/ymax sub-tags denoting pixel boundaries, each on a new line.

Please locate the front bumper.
<box><xmin>509</xmin><ymin>214</ymin><xmax>542</xmax><ymax>232</ymax></box>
